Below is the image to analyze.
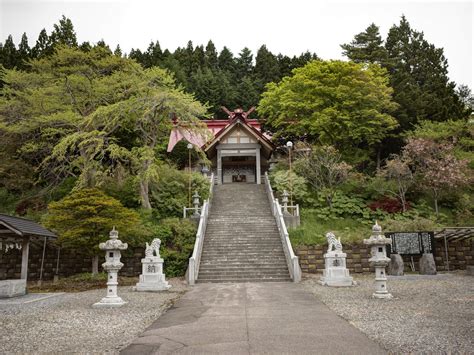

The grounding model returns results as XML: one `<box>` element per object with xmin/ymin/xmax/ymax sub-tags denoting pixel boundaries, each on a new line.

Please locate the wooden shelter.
<box><xmin>0</xmin><ymin>214</ymin><xmax>56</xmax><ymax>297</ymax></box>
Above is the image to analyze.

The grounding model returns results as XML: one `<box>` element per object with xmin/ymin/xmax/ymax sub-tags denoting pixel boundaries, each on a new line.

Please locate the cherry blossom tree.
<box><xmin>403</xmin><ymin>138</ymin><xmax>470</xmax><ymax>215</ymax></box>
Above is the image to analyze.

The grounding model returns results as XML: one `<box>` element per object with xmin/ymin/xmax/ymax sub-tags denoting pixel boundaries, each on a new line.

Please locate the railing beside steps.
<box><xmin>264</xmin><ymin>172</ymin><xmax>302</xmax><ymax>282</ymax></box>
<box><xmin>186</xmin><ymin>173</ymin><xmax>214</xmax><ymax>285</ymax></box>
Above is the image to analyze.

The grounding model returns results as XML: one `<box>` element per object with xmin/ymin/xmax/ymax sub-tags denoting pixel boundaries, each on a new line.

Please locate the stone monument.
<box><xmin>93</xmin><ymin>227</ymin><xmax>128</xmax><ymax>308</ymax></box>
<box><xmin>364</xmin><ymin>222</ymin><xmax>393</xmax><ymax>299</ymax></box>
<box><xmin>135</xmin><ymin>238</ymin><xmax>171</xmax><ymax>292</ymax></box>
<box><xmin>419</xmin><ymin>253</ymin><xmax>437</xmax><ymax>275</ymax></box>
<box><xmin>319</xmin><ymin>232</ymin><xmax>354</xmax><ymax>287</ymax></box>
<box><xmin>388</xmin><ymin>254</ymin><xmax>404</xmax><ymax>276</ymax></box>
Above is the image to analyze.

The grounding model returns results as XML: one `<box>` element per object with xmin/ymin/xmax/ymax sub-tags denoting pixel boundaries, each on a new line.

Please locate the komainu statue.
<box><xmin>326</xmin><ymin>232</ymin><xmax>343</xmax><ymax>253</ymax></box>
<box><xmin>145</xmin><ymin>238</ymin><xmax>161</xmax><ymax>258</ymax></box>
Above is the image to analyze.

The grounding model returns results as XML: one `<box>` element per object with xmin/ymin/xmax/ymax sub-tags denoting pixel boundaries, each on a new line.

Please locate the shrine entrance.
<box><xmin>222</xmin><ymin>156</ymin><xmax>256</xmax><ymax>183</ymax></box>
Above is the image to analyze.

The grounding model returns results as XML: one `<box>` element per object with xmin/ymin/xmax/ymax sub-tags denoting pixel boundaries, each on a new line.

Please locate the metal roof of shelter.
<box><xmin>0</xmin><ymin>214</ymin><xmax>57</xmax><ymax>239</ymax></box>
<box><xmin>434</xmin><ymin>227</ymin><xmax>474</xmax><ymax>242</ymax></box>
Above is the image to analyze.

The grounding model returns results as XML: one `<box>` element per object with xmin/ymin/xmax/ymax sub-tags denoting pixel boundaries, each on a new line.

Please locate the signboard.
<box><xmin>385</xmin><ymin>232</ymin><xmax>435</xmax><ymax>256</ymax></box>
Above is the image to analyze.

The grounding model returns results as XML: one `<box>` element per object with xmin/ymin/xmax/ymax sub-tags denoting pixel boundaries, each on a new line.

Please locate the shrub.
<box><xmin>270</xmin><ymin>170</ymin><xmax>308</xmax><ymax>203</ymax></box>
<box><xmin>150</xmin><ymin>166</ymin><xmax>210</xmax><ymax>219</ymax></box>
<box><xmin>312</xmin><ymin>192</ymin><xmax>372</xmax><ymax>221</ymax></box>
<box><xmin>368</xmin><ymin>197</ymin><xmax>410</xmax><ymax>214</ymax></box>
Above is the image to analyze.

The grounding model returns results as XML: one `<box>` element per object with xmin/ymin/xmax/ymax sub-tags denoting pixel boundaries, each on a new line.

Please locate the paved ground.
<box><xmin>122</xmin><ymin>282</ymin><xmax>384</xmax><ymax>355</ymax></box>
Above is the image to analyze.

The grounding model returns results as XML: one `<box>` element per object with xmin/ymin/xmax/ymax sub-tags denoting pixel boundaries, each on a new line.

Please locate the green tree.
<box><xmin>218</xmin><ymin>46</ymin><xmax>235</xmax><ymax>73</ymax></box>
<box><xmin>294</xmin><ymin>145</ymin><xmax>351</xmax><ymax>207</ymax></box>
<box><xmin>50</xmin><ymin>15</ymin><xmax>78</xmax><ymax>47</ymax></box>
<box><xmin>31</xmin><ymin>29</ymin><xmax>52</xmax><ymax>58</ymax></box>
<box><xmin>1</xmin><ymin>35</ymin><xmax>18</xmax><ymax>69</ymax></box>
<box><xmin>235</xmin><ymin>47</ymin><xmax>253</xmax><ymax>78</ymax></box>
<box><xmin>17</xmin><ymin>33</ymin><xmax>31</xmax><ymax>69</ymax></box>
<box><xmin>385</xmin><ymin>16</ymin><xmax>466</xmax><ymax>128</ymax></box>
<box><xmin>341</xmin><ymin>23</ymin><xmax>387</xmax><ymax>64</ymax></box>
<box><xmin>258</xmin><ymin>60</ymin><xmax>398</xmax><ymax>164</ymax></box>
<box><xmin>44</xmin><ymin>188</ymin><xmax>142</xmax><ymax>274</ymax></box>
<box><xmin>254</xmin><ymin>45</ymin><xmax>280</xmax><ymax>90</ymax></box>
<box><xmin>204</xmin><ymin>40</ymin><xmax>218</xmax><ymax>69</ymax></box>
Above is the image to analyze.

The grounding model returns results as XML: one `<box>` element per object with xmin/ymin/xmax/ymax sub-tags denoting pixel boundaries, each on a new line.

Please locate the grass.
<box><xmin>28</xmin><ymin>272</ymin><xmax>138</xmax><ymax>293</ymax></box>
<box><xmin>289</xmin><ymin>209</ymin><xmax>369</xmax><ymax>246</ymax></box>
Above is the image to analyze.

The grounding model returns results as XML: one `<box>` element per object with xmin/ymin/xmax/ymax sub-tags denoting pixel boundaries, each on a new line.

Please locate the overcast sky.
<box><xmin>1</xmin><ymin>0</ymin><xmax>472</xmax><ymax>88</ymax></box>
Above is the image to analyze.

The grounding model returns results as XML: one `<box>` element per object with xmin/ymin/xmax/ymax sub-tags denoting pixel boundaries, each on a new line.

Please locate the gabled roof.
<box><xmin>203</xmin><ymin>117</ymin><xmax>274</xmax><ymax>153</ymax></box>
<box><xmin>167</xmin><ymin>107</ymin><xmax>274</xmax><ymax>153</ymax></box>
<box><xmin>0</xmin><ymin>214</ymin><xmax>57</xmax><ymax>239</ymax></box>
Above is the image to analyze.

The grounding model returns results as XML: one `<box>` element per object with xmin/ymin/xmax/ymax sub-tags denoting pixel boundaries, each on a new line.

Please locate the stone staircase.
<box><xmin>197</xmin><ymin>184</ymin><xmax>291</xmax><ymax>283</ymax></box>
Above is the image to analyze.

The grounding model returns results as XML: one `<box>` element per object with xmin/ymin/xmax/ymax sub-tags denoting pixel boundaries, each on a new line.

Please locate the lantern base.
<box><xmin>93</xmin><ymin>296</ymin><xmax>127</xmax><ymax>308</ymax></box>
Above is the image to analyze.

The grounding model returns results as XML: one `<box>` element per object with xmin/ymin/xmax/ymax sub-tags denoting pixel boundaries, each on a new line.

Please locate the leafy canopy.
<box><xmin>258</xmin><ymin>60</ymin><xmax>398</xmax><ymax>164</ymax></box>
<box><xmin>43</xmin><ymin>188</ymin><xmax>143</xmax><ymax>254</ymax></box>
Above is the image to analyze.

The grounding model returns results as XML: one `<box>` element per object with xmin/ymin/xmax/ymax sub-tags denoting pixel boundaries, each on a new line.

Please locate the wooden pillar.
<box><xmin>256</xmin><ymin>147</ymin><xmax>261</xmax><ymax>185</ymax></box>
<box><xmin>217</xmin><ymin>149</ymin><xmax>222</xmax><ymax>185</ymax></box>
<box><xmin>21</xmin><ymin>237</ymin><xmax>30</xmax><ymax>280</ymax></box>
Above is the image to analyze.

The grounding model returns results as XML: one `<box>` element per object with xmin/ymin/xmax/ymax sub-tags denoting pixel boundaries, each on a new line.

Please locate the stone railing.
<box><xmin>264</xmin><ymin>172</ymin><xmax>301</xmax><ymax>282</ymax></box>
<box><xmin>186</xmin><ymin>173</ymin><xmax>214</xmax><ymax>285</ymax></box>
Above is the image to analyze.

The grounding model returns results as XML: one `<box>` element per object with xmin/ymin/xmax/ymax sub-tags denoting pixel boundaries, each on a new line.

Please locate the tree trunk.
<box><xmin>139</xmin><ymin>157</ymin><xmax>152</xmax><ymax>210</ymax></box>
<box><xmin>376</xmin><ymin>147</ymin><xmax>382</xmax><ymax>171</ymax></box>
<box><xmin>92</xmin><ymin>255</ymin><xmax>99</xmax><ymax>275</ymax></box>
<box><xmin>434</xmin><ymin>198</ymin><xmax>439</xmax><ymax>216</ymax></box>
<box><xmin>140</xmin><ymin>179</ymin><xmax>152</xmax><ymax>209</ymax></box>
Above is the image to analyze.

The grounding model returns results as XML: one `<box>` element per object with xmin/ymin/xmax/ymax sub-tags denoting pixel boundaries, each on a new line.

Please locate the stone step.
<box><xmin>197</xmin><ymin>276</ymin><xmax>291</xmax><ymax>283</ymax></box>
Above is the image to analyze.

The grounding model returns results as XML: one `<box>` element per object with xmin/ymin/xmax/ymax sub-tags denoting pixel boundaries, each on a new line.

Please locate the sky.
<box><xmin>0</xmin><ymin>0</ymin><xmax>472</xmax><ymax>88</ymax></box>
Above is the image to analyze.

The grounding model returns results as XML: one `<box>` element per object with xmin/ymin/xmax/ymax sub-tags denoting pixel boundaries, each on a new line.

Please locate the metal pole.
<box><xmin>289</xmin><ymin>147</ymin><xmax>293</xmax><ymax>206</ymax></box>
<box><xmin>38</xmin><ymin>237</ymin><xmax>47</xmax><ymax>286</ymax></box>
<box><xmin>444</xmin><ymin>235</ymin><xmax>450</xmax><ymax>271</ymax></box>
<box><xmin>54</xmin><ymin>246</ymin><xmax>61</xmax><ymax>283</ymax></box>
<box><xmin>188</xmin><ymin>144</ymin><xmax>192</xmax><ymax>207</ymax></box>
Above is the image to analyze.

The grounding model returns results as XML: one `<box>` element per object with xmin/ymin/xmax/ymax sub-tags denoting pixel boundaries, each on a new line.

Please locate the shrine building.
<box><xmin>167</xmin><ymin>107</ymin><xmax>274</xmax><ymax>184</ymax></box>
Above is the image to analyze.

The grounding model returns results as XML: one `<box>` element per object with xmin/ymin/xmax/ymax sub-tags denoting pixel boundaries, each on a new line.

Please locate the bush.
<box><xmin>270</xmin><ymin>170</ymin><xmax>308</xmax><ymax>203</ymax></box>
<box><xmin>150</xmin><ymin>166</ymin><xmax>210</xmax><ymax>219</ymax></box>
<box><xmin>311</xmin><ymin>192</ymin><xmax>372</xmax><ymax>221</ymax></box>
<box><xmin>368</xmin><ymin>197</ymin><xmax>410</xmax><ymax>213</ymax></box>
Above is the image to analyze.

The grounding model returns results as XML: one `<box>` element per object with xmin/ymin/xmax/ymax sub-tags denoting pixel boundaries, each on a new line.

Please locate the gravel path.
<box><xmin>303</xmin><ymin>272</ymin><xmax>474</xmax><ymax>353</ymax></box>
<box><xmin>0</xmin><ymin>278</ymin><xmax>188</xmax><ymax>353</ymax></box>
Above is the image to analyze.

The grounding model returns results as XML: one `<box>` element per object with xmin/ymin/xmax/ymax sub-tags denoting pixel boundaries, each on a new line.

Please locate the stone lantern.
<box><xmin>363</xmin><ymin>222</ymin><xmax>393</xmax><ymax>299</ymax></box>
<box><xmin>282</xmin><ymin>190</ymin><xmax>290</xmax><ymax>215</ymax></box>
<box><xmin>192</xmin><ymin>191</ymin><xmax>201</xmax><ymax>217</ymax></box>
<box><xmin>93</xmin><ymin>227</ymin><xmax>128</xmax><ymax>308</ymax></box>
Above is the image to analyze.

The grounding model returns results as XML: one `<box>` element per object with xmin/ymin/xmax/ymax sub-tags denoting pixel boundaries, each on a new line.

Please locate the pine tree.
<box><xmin>113</xmin><ymin>44</ymin><xmax>122</xmax><ymax>57</ymax></box>
<box><xmin>341</xmin><ymin>23</ymin><xmax>387</xmax><ymax>64</ymax></box>
<box><xmin>204</xmin><ymin>40</ymin><xmax>218</xmax><ymax>69</ymax></box>
<box><xmin>17</xmin><ymin>33</ymin><xmax>31</xmax><ymax>69</ymax></box>
<box><xmin>235</xmin><ymin>47</ymin><xmax>253</xmax><ymax>78</ymax></box>
<box><xmin>1</xmin><ymin>35</ymin><xmax>18</xmax><ymax>69</ymax></box>
<box><xmin>50</xmin><ymin>15</ymin><xmax>78</xmax><ymax>47</ymax></box>
<box><xmin>254</xmin><ymin>45</ymin><xmax>280</xmax><ymax>90</ymax></box>
<box><xmin>79</xmin><ymin>41</ymin><xmax>92</xmax><ymax>52</ymax></box>
<box><xmin>32</xmin><ymin>29</ymin><xmax>52</xmax><ymax>58</ymax></box>
<box><xmin>143</xmin><ymin>41</ymin><xmax>162</xmax><ymax>67</ymax></box>
<box><xmin>385</xmin><ymin>16</ymin><xmax>466</xmax><ymax>128</ymax></box>
<box><xmin>218</xmin><ymin>46</ymin><xmax>235</xmax><ymax>73</ymax></box>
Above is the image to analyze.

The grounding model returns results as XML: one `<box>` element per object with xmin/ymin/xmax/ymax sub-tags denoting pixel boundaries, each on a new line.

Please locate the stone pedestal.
<box><xmin>388</xmin><ymin>254</ymin><xmax>404</xmax><ymax>276</ymax></box>
<box><xmin>0</xmin><ymin>279</ymin><xmax>26</xmax><ymax>298</ymax></box>
<box><xmin>319</xmin><ymin>251</ymin><xmax>354</xmax><ymax>287</ymax></box>
<box><xmin>419</xmin><ymin>253</ymin><xmax>437</xmax><ymax>275</ymax></box>
<box><xmin>466</xmin><ymin>265</ymin><xmax>474</xmax><ymax>276</ymax></box>
<box><xmin>135</xmin><ymin>256</ymin><xmax>171</xmax><ymax>291</ymax></box>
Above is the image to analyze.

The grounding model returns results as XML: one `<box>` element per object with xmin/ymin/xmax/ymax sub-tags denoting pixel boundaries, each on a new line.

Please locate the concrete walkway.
<box><xmin>121</xmin><ymin>282</ymin><xmax>385</xmax><ymax>355</ymax></box>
